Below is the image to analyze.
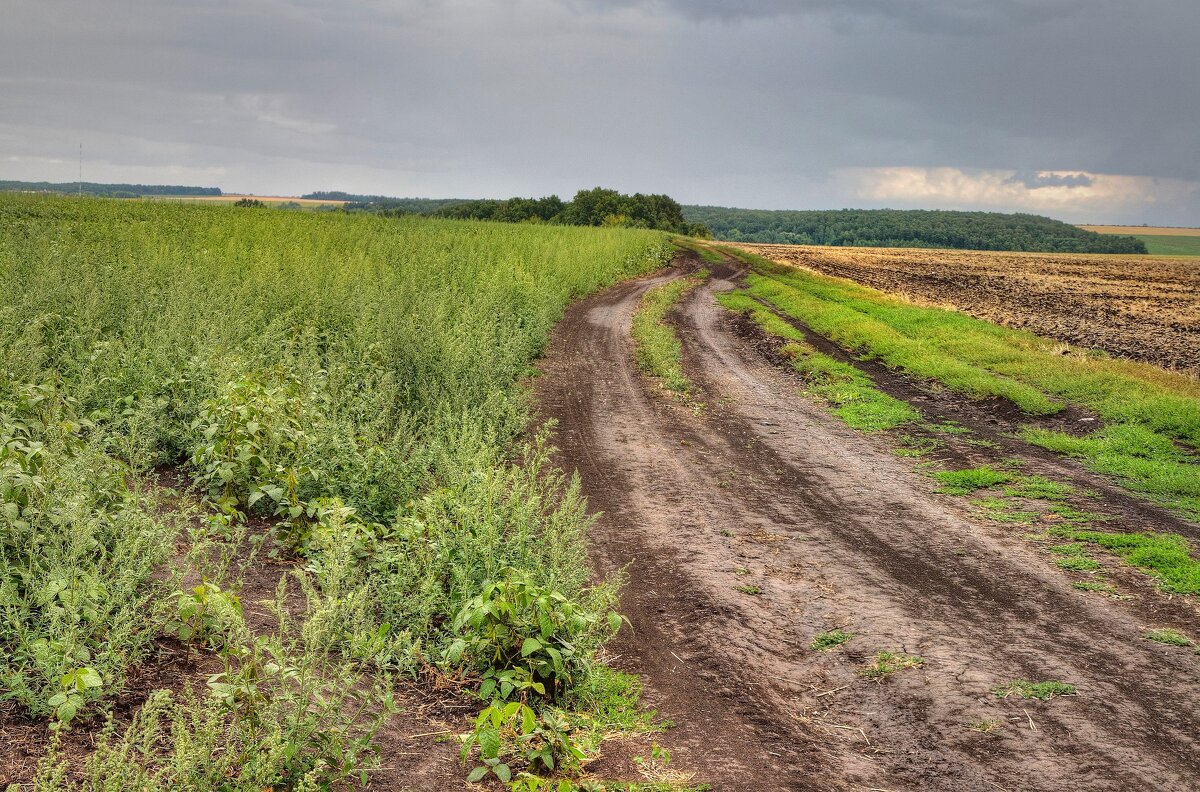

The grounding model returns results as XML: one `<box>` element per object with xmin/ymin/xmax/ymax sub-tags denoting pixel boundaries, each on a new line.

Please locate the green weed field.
<box><xmin>0</xmin><ymin>195</ymin><xmax>671</xmax><ymax>788</ymax></box>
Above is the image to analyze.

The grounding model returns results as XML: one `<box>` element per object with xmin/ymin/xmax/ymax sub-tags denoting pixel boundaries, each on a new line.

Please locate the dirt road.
<box><xmin>535</xmin><ymin>257</ymin><xmax>1200</xmax><ymax>791</ymax></box>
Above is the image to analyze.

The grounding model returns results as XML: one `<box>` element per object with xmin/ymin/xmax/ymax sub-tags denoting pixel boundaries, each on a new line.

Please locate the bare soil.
<box><xmin>738</xmin><ymin>243</ymin><xmax>1200</xmax><ymax>376</ymax></box>
<box><xmin>534</xmin><ymin>253</ymin><xmax>1200</xmax><ymax>791</ymax></box>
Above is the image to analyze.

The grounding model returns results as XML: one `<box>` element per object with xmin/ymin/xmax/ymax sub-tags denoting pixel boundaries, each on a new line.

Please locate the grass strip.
<box><xmin>716</xmin><ymin>291</ymin><xmax>918</xmax><ymax>431</ymax></box>
<box><xmin>632</xmin><ymin>272</ymin><xmax>707</xmax><ymax>393</ymax></box>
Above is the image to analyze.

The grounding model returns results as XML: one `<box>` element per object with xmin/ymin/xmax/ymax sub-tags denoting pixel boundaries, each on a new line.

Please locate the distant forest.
<box><xmin>681</xmin><ymin>206</ymin><xmax>1147</xmax><ymax>254</ymax></box>
<box><xmin>0</xmin><ymin>180</ymin><xmax>221</xmax><ymax>198</ymax></box>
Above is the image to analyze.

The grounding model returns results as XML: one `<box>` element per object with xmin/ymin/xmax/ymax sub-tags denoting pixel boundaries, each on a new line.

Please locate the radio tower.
<box><xmin>78</xmin><ymin>143</ymin><xmax>83</xmax><ymax>197</ymax></box>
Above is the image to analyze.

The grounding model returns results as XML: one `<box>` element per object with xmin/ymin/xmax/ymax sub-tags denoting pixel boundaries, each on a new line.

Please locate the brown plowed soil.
<box><xmin>534</xmin><ymin>255</ymin><xmax>1200</xmax><ymax>791</ymax></box>
<box><xmin>738</xmin><ymin>244</ymin><xmax>1200</xmax><ymax>377</ymax></box>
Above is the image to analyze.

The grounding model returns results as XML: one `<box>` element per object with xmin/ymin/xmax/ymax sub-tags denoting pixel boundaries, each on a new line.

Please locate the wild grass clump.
<box><xmin>810</xmin><ymin>630</ymin><xmax>853</xmax><ymax>651</ymax></box>
<box><xmin>1050</xmin><ymin>527</ymin><xmax>1200</xmax><ymax>594</ymax></box>
<box><xmin>858</xmin><ymin>651</ymin><xmax>925</xmax><ymax>680</ymax></box>
<box><xmin>993</xmin><ymin>680</ymin><xmax>1077</xmax><ymax>700</ymax></box>
<box><xmin>932</xmin><ymin>466</ymin><xmax>1013</xmax><ymax>495</ymax></box>
<box><xmin>1145</xmin><ymin>628</ymin><xmax>1193</xmax><ymax>647</ymax></box>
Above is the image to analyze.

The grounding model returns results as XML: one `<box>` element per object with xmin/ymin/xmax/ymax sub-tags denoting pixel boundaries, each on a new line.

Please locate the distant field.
<box><xmin>1080</xmin><ymin>225</ymin><xmax>1200</xmax><ymax>256</ymax></box>
<box><xmin>1080</xmin><ymin>225</ymin><xmax>1200</xmax><ymax>236</ymax></box>
<box><xmin>145</xmin><ymin>194</ymin><xmax>346</xmax><ymax>207</ymax></box>
<box><xmin>738</xmin><ymin>243</ymin><xmax>1200</xmax><ymax>376</ymax></box>
<box><xmin>1130</xmin><ymin>235</ymin><xmax>1200</xmax><ymax>256</ymax></box>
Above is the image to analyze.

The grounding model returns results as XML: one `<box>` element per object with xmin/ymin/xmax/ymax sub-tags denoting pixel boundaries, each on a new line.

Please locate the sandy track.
<box><xmin>535</xmin><ymin>259</ymin><xmax>1200</xmax><ymax>791</ymax></box>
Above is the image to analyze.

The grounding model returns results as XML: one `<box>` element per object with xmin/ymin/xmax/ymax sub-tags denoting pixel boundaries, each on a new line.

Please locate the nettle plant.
<box><xmin>446</xmin><ymin>569</ymin><xmax>623</xmax><ymax>702</ymax></box>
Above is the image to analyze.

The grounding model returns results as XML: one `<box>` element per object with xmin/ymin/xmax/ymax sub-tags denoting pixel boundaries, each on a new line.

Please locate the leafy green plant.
<box><xmin>189</xmin><ymin>375</ymin><xmax>315</xmax><ymax>520</ymax></box>
<box><xmin>167</xmin><ymin>581</ymin><xmax>245</xmax><ymax>652</ymax></box>
<box><xmin>462</xmin><ymin>700</ymin><xmax>586</xmax><ymax>783</ymax></box>
<box><xmin>446</xmin><ymin>569</ymin><xmax>624</xmax><ymax>702</ymax></box>
<box><xmin>46</xmin><ymin>666</ymin><xmax>103</xmax><ymax>727</ymax></box>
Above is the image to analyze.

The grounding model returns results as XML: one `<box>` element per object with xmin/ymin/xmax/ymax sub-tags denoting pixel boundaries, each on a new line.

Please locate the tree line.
<box><xmin>0</xmin><ymin>180</ymin><xmax>222</xmax><ymax>198</ymax></box>
<box><xmin>681</xmin><ymin>206</ymin><xmax>1148</xmax><ymax>254</ymax></box>
<box><xmin>427</xmin><ymin>188</ymin><xmax>711</xmax><ymax>236</ymax></box>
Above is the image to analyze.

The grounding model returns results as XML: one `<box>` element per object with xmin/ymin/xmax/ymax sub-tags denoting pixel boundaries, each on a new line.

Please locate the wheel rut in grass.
<box><xmin>535</xmin><ymin>256</ymin><xmax>1200</xmax><ymax>791</ymax></box>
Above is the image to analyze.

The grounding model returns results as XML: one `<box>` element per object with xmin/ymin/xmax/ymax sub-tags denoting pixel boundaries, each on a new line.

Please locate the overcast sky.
<box><xmin>3</xmin><ymin>0</ymin><xmax>1197</xmax><ymax>224</ymax></box>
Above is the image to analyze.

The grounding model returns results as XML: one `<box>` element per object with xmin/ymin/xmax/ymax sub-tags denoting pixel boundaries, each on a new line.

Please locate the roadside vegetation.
<box><xmin>718</xmin><ymin>246</ymin><xmax>1200</xmax><ymax>521</ymax></box>
<box><xmin>0</xmin><ymin>194</ymin><xmax>675</xmax><ymax>788</ymax></box>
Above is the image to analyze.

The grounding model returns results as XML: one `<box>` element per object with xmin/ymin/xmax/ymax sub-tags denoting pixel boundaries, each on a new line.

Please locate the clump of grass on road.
<box><xmin>811</xmin><ymin>630</ymin><xmax>854</xmax><ymax>651</ymax></box>
<box><xmin>1049</xmin><ymin>527</ymin><xmax>1200</xmax><ymax>594</ymax></box>
<box><xmin>859</xmin><ymin>651</ymin><xmax>925</xmax><ymax>680</ymax></box>
<box><xmin>993</xmin><ymin>680</ymin><xmax>1077</xmax><ymax>700</ymax></box>
<box><xmin>632</xmin><ymin>272</ymin><xmax>707</xmax><ymax>394</ymax></box>
<box><xmin>1145</xmin><ymin>628</ymin><xmax>1193</xmax><ymax>647</ymax></box>
<box><xmin>933</xmin><ymin>466</ymin><xmax>1013</xmax><ymax>495</ymax></box>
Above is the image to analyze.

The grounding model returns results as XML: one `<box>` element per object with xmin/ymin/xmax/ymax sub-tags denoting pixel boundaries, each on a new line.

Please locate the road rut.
<box><xmin>535</xmin><ymin>260</ymin><xmax>1200</xmax><ymax>791</ymax></box>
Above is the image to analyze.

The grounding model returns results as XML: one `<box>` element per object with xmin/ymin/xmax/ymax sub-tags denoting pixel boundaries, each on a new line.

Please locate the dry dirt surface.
<box><xmin>534</xmin><ymin>254</ymin><xmax>1200</xmax><ymax>791</ymax></box>
<box><xmin>737</xmin><ymin>243</ymin><xmax>1200</xmax><ymax>377</ymax></box>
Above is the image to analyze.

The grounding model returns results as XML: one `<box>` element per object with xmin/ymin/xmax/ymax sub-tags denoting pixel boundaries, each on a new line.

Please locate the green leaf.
<box><xmin>478</xmin><ymin>727</ymin><xmax>501</xmax><ymax>759</ymax></box>
<box><xmin>493</xmin><ymin>763</ymin><xmax>512</xmax><ymax>782</ymax></box>
<box><xmin>466</xmin><ymin>766</ymin><xmax>489</xmax><ymax>783</ymax></box>
<box><xmin>520</xmin><ymin>637</ymin><xmax>542</xmax><ymax>658</ymax></box>
<box><xmin>56</xmin><ymin>700</ymin><xmax>77</xmax><ymax>723</ymax></box>
<box><xmin>521</xmin><ymin>705</ymin><xmax>536</xmax><ymax>733</ymax></box>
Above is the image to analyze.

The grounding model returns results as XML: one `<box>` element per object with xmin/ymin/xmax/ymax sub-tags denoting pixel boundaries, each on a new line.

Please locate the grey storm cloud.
<box><xmin>1007</xmin><ymin>171</ymin><xmax>1095</xmax><ymax>189</ymax></box>
<box><xmin>1</xmin><ymin>0</ymin><xmax>1198</xmax><ymax>224</ymax></box>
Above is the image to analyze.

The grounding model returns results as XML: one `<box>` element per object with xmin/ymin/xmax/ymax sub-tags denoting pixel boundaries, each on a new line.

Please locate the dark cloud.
<box><xmin>1</xmin><ymin>0</ymin><xmax>1197</xmax><ymax>224</ymax></box>
<box><xmin>1007</xmin><ymin>171</ymin><xmax>1094</xmax><ymax>189</ymax></box>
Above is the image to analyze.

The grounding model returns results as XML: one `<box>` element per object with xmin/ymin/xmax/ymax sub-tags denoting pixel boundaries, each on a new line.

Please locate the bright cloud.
<box><xmin>835</xmin><ymin>167</ymin><xmax>1200</xmax><ymax>223</ymax></box>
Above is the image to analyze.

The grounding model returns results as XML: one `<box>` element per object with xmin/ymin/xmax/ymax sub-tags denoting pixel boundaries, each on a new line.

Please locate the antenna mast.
<box><xmin>78</xmin><ymin>143</ymin><xmax>83</xmax><ymax>197</ymax></box>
